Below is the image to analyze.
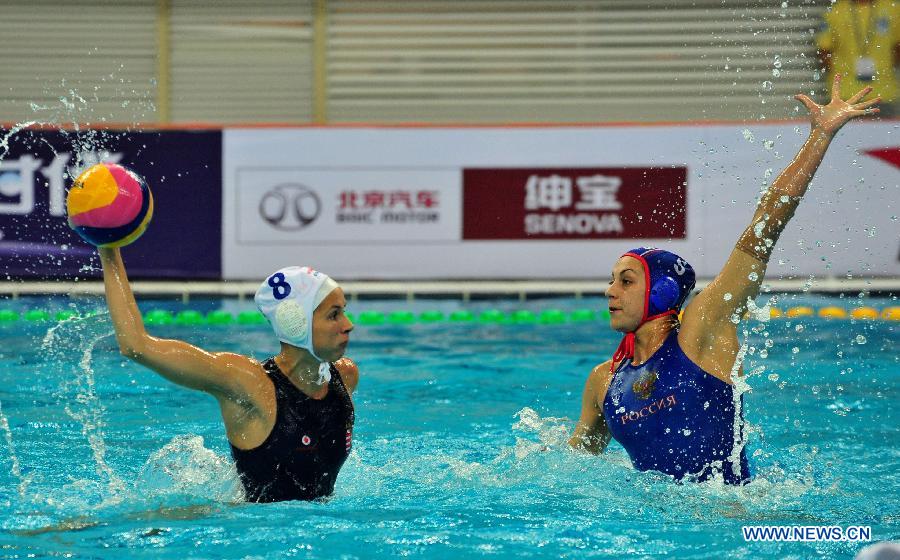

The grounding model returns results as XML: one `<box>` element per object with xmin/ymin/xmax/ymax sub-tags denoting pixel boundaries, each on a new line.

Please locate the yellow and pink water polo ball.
<box><xmin>66</xmin><ymin>162</ymin><xmax>154</xmax><ymax>248</ymax></box>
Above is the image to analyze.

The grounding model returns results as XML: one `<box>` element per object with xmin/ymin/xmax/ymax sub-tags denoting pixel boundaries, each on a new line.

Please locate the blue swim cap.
<box><xmin>622</xmin><ymin>247</ymin><xmax>695</xmax><ymax>321</ymax></box>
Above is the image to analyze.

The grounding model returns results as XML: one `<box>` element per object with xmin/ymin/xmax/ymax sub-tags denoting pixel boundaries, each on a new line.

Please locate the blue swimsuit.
<box><xmin>602</xmin><ymin>331</ymin><xmax>750</xmax><ymax>484</ymax></box>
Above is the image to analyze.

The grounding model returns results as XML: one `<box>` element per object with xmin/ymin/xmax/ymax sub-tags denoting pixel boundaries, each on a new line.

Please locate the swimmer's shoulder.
<box><xmin>587</xmin><ymin>360</ymin><xmax>616</xmax><ymax>407</ymax></box>
<box><xmin>204</xmin><ymin>352</ymin><xmax>277</xmax><ymax>405</ymax></box>
<box><xmin>334</xmin><ymin>357</ymin><xmax>359</xmax><ymax>394</ymax></box>
<box><xmin>213</xmin><ymin>357</ymin><xmax>273</xmax><ymax>428</ymax></box>
<box><xmin>210</xmin><ymin>351</ymin><xmax>269</xmax><ymax>376</ymax></box>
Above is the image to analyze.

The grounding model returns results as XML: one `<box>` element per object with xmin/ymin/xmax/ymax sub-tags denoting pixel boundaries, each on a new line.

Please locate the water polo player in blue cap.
<box><xmin>98</xmin><ymin>250</ymin><xmax>357</xmax><ymax>502</ymax></box>
<box><xmin>569</xmin><ymin>75</ymin><xmax>880</xmax><ymax>484</ymax></box>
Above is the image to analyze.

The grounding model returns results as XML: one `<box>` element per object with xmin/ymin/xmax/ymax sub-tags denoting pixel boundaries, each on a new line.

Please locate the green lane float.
<box><xmin>570</xmin><ymin>309</ymin><xmax>596</xmax><ymax>322</ymax></box>
<box><xmin>206</xmin><ymin>310</ymin><xmax>234</xmax><ymax>325</ymax></box>
<box><xmin>419</xmin><ymin>311</ymin><xmax>445</xmax><ymax>322</ymax></box>
<box><xmin>387</xmin><ymin>311</ymin><xmax>416</xmax><ymax>324</ymax></box>
<box><xmin>144</xmin><ymin>310</ymin><xmax>173</xmax><ymax>325</ymax></box>
<box><xmin>2</xmin><ymin>306</ymin><xmax>899</xmax><ymax>327</ymax></box>
<box><xmin>511</xmin><ymin>310</ymin><xmax>537</xmax><ymax>324</ymax></box>
<box><xmin>357</xmin><ymin>311</ymin><xmax>385</xmax><ymax>325</ymax></box>
<box><xmin>539</xmin><ymin>309</ymin><xmax>567</xmax><ymax>324</ymax></box>
<box><xmin>24</xmin><ymin>310</ymin><xmax>50</xmax><ymax>322</ymax></box>
<box><xmin>174</xmin><ymin>310</ymin><xmax>204</xmax><ymax>325</ymax></box>
<box><xmin>449</xmin><ymin>310</ymin><xmax>474</xmax><ymax>322</ymax></box>
<box><xmin>237</xmin><ymin>311</ymin><xmax>267</xmax><ymax>325</ymax></box>
<box><xmin>478</xmin><ymin>309</ymin><xmax>506</xmax><ymax>323</ymax></box>
<box><xmin>0</xmin><ymin>310</ymin><xmax>20</xmax><ymax>322</ymax></box>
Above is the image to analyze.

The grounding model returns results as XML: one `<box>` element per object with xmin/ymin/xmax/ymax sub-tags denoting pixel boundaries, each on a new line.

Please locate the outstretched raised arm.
<box><xmin>681</xmin><ymin>76</ymin><xmax>879</xmax><ymax>365</ymax></box>
<box><xmin>99</xmin><ymin>247</ymin><xmax>261</xmax><ymax>401</ymax></box>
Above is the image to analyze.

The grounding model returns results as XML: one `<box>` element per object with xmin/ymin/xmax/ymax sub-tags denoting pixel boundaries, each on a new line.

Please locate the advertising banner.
<box><xmin>234</xmin><ymin>167</ymin><xmax>458</xmax><ymax>245</ymax></box>
<box><xmin>0</xmin><ymin>129</ymin><xmax>222</xmax><ymax>279</ymax></box>
<box><xmin>223</xmin><ymin>124</ymin><xmax>898</xmax><ymax>280</ymax></box>
<box><xmin>463</xmin><ymin>167</ymin><xmax>686</xmax><ymax>240</ymax></box>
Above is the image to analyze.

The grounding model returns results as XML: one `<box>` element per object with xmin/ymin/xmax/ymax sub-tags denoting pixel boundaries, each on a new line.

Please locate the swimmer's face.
<box><xmin>606</xmin><ymin>256</ymin><xmax>646</xmax><ymax>332</ymax></box>
<box><xmin>312</xmin><ymin>288</ymin><xmax>354</xmax><ymax>362</ymax></box>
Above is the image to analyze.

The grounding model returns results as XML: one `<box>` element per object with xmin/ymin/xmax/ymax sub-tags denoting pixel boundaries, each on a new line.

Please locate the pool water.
<box><xmin>0</xmin><ymin>294</ymin><xmax>897</xmax><ymax>559</ymax></box>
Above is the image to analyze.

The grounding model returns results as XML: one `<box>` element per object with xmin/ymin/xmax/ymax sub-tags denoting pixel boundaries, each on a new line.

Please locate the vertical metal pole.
<box><xmin>312</xmin><ymin>0</ymin><xmax>328</xmax><ymax>124</ymax></box>
<box><xmin>156</xmin><ymin>0</ymin><xmax>171</xmax><ymax>123</ymax></box>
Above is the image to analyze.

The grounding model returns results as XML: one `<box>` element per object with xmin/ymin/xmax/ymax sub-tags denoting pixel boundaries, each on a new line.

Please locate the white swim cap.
<box><xmin>255</xmin><ymin>266</ymin><xmax>340</xmax><ymax>381</ymax></box>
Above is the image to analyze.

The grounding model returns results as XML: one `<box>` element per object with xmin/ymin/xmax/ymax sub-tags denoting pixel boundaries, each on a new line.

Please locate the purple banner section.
<box><xmin>0</xmin><ymin>128</ymin><xmax>221</xmax><ymax>279</ymax></box>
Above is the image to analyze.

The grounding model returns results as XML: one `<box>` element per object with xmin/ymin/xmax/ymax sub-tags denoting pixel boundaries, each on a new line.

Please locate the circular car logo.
<box><xmin>259</xmin><ymin>184</ymin><xmax>321</xmax><ymax>230</ymax></box>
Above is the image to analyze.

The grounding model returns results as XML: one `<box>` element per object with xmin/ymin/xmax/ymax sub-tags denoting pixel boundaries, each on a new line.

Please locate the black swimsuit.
<box><xmin>230</xmin><ymin>359</ymin><xmax>355</xmax><ymax>502</ymax></box>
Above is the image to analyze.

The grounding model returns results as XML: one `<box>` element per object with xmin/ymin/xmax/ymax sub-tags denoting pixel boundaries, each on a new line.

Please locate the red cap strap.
<box><xmin>645</xmin><ymin>309</ymin><xmax>678</xmax><ymax>322</ymax></box>
<box><xmin>622</xmin><ymin>251</ymin><xmax>653</xmax><ymax>323</ymax></box>
<box><xmin>610</xmin><ymin>332</ymin><xmax>635</xmax><ymax>373</ymax></box>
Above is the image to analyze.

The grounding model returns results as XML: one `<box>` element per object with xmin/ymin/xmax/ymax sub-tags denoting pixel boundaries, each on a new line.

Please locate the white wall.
<box><xmin>222</xmin><ymin>121</ymin><xmax>900</xmax><ymax>280</ymax></box>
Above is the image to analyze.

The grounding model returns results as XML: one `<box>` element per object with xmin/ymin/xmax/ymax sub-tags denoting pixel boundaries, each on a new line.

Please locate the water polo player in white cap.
<box><xmin>569</xmin><ymin>76</ymin><xmax>880</xmax><ymax>483</ymax></box>
<box><xmin>99</xmin><ymin>250</ymin><xmax>356</xmax><ymax>502</ymax></box>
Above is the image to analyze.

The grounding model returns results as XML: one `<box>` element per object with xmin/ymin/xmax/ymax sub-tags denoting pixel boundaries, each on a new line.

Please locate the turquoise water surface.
<box><xmin>0</xmin><ymin>294</ymin><xmax>897</xmax><ymax>559</ymax></box>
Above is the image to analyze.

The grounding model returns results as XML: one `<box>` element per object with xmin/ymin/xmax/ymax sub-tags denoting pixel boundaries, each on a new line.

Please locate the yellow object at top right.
<box><xmin>816</xmin><ymin>0</ymin><xmax>900</xmax><ymax>106</ymax></box>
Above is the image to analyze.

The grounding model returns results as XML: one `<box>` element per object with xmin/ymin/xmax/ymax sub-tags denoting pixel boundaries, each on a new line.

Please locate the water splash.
<box><xmin>42</xmin><ymin>313</ymin><xmax>127</xmax><ymax>505</ymax></box>
<box><xmin>136</xmin><ymin>435</ymin><xmax>244</xmax><ymax>504</ymax></box>
<box><xmin>727</xmin><ymin>356</ymin><xmax>752</xmax><ymax>480</ymax></box>
<box><xmin>509</xmin><ymin>407</ymin><xmax>571</xmax><ymax>459</ymax></box>
<box><xmin>68</xmin><ymin>331</ymin><xmax>127</xmax><ymax>502</ymax></box>
<box><xmin>724</xmin><ymin>301</ymin><xmax>768</xmax><ymax>482</ymax></box>
<box><xmin>0</xmin><ymin>399</ymin><xmax>30</xmax><ymax>498</ymax></box>
<box><xmin>0</xmin><ymin>121</ymin><xmax>38</xmax><ymax>161</ymax></box>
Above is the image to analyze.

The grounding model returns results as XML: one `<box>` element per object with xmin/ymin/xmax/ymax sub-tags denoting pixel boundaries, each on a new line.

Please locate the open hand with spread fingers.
<box><xmin>794</xmin><ymin>74</ymin><xmax>881</xmax><ymax>137</ymax></box>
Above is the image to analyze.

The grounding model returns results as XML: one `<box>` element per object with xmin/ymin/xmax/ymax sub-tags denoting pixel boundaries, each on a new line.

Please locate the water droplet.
<box><xmin>768</xmin><ymin>373</ymin><xmax>780</xmax><ymax>381</ymax></box>
<box><xmin>742</xmin><ymin>129</ymin><xmax>755</xmax><ymax>143</ymax></box>
<box><xmin>764</xmin><ymin>140</ymin><xmax>775</xmax><ymax>150</ymax></box>
<box><xmin>791</xmin><ymin>347</ymin><xmax>799</xmax><ymax>354</ymax></box>
<box><xmin>723</xmin><ymin>293</ymin><xmax>733</xmax><ymax>301</ymax></box>
<box><xmin>772</xmin><ymin>69</ymin><xmax>781</xmax><ymax>78</ymax></box>
<box><xmin>759</xmin><ymin>349</ymin><xmax>769</xmax><ymax>358</ymax></box>
<box><xmin>855</xmin><ymin>335</ymin><xmax>867</xmax><ymax>345</ymax></box>
<box><xmin>762</xmin><ymin>80</ymin><xmax>775</xmax><ymax>92</ymax></box>
<box><xmin>795</xmin><ymin>324</ymin><xmax>804</xmax><ymax>332</ymax></box>
<box><xmin>748</xmin><ymin>272</ymin><xmax>759</xmax><ymax>281</ymax></box>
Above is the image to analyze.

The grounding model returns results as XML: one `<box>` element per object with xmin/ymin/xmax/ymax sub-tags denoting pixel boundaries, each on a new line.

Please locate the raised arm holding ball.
<box><xmin>568</xmin><ymin>76</ymin><xmax>880</xmax><ymax>484</ymax></box>
<box><xmin>68</xmin><ymin>163</ymin><xmax>358</xmax><ymax>503</ymax></box>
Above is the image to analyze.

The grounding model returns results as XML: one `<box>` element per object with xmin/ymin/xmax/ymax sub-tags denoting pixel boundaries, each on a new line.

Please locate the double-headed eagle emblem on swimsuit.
<box><xmin>632</xmin><ymin>369</ymin><xmax>658</xmax><ymax>400</ymax></box>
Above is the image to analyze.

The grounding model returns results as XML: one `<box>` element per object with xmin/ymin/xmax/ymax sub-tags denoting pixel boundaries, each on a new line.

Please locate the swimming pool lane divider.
<box><xmin>1</xmin><ymin>307</ymin><xmax>899</xmax><ymax>325</ymax></box>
